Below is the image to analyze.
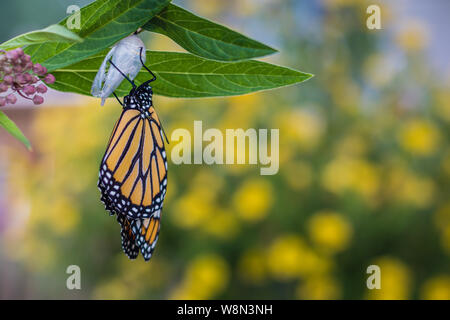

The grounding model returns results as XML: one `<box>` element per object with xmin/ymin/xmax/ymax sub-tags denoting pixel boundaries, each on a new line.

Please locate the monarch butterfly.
<box><xmin>98</xmin><ymin>48</ymin><xmax>168</xmax><ymax>261</ymax></box>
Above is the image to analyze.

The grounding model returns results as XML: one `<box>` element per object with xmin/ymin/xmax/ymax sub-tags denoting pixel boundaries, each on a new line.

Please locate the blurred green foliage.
<box><xmin>0</xmin><ymin>0</ymin><xmax>449</xmax><ymax>299</ymax></box>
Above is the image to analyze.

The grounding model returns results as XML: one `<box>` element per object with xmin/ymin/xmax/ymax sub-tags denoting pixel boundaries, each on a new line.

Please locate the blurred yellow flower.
<box><xmin>335</xmin><ymin>134</ymin><xmax>368</xmax><ymax>157</ymax></box>
<box><xmin>420</xmin><ymin>275</ymin><xmax>450</xmax><ymax>300</ymax></box>
<box><xmin>267</xmin><ymin>235</ymin><xmax>305</xmax><ymax>280</ymax></box>
<box><xmin>170</xmin><ymin>254</ymin><xmax>229</xmax><ymax>300</ymax></box>
<box><xmin>238</xmin><ymin>248</ymin><xmax>267</xmax><ymax>284</ymax></box>
<box><xmin>366</xmin><ymin>257</ymin><xmax>411</xmax><ymax>300</ymax></box>
<box><xmin>308</xmin><ymin>211</ymin><xmax>353</xmax><ymax>253</ymax></box>
<box><xmin>47</xmin><ymin>198</ymin><xmax>80</xmax><ymax>235</ymax></box>
<box><xmin>296</xmin><ymin>275</ymin><xmax>341</xmax><ymax>300</ymax></box>
<box><xmin>398</xmin><ymin>119</ymin><xmax>440</xmax><ymax>156</ymax></box>
<box><xmin>172</xmin><ymin>187</ymin><xmax>215</xmax><ymax>229</ymax></box>
<box><xmin>233</xmin><ymin>178</ymin><xmax>274</xmax><ymax>222</ymax></box>
<box><xmin>267</xmin><ymin>235</ymin><xmax>332</xmax><ymax>280</ymax></box>
<box><xmin>276</xmin><ymin>109</ymin><xmax>325</xmax><ymax>152</ymax></box>
<box><xmin>172</xmin><ymin>170</ymin><xmax>222</xmax><ymax>229</ymax></box>
<box><xmin>395</xmin><ymin>20</ymin><xmax>429</xmax><ymax>52</ymax></box>
<box><xmin>322</xmin><ymin>156</ymin><xmax>379</xmax><ymax>202</ymax></box>
<box><xmin>386</xmin><ymin>165</ymin><xmax>435</xmax><ymax>209</ymax></box>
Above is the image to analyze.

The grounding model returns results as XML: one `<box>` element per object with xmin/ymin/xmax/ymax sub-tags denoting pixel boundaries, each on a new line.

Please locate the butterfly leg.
<box><xmin>139</xmin><ymin>47</ymin><xmax>156</xmax><ymax>83</ymax></box>
<box><xmin>112</xmin><ymin>92</ymin><xmax>124</xmax><ymax>106</ymax></box>
<box><xmin>108</xmin><ymin>59</ymin><xmax>137</xmax><ymax>89</ymax></box>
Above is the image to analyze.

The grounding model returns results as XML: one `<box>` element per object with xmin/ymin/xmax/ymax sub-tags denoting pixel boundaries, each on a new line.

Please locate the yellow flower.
<box><xmin>421</xmin><ymin>275</ymin><xmax>450</xmax><ymax>300</ymax></box>
<box><xmin>233</xmin><ymin>178</ymin><xmax>274</xmax><ymax>222</ymax></box>
<box><xmin>296</xmin><ymin>276</ymin><xmax>341</xmax><ymax>300</ymax></box>
<box><xmin>385</xmin><ymin>164</ymin><xmax>435</xmax><ymax>209</ymax></box>
<box><xmin>366</xmin><ymin>257</ymin><xmax>411</xmax><ymax>300</ymax></box>
<box><xmin>321</xmin><ymin>156</ymin><xmax>379</xmax><ymax>202</ymax></box>
<box><xmin>238</xmin><ymin>248</ymin><xmax>267</xmax><ymax>284</ymax></box>
<box><xmin>172</xmin><ymin>187</ymin><xmax>215</xmax><ymax>229</ymax></box>
<box><xmin>47</xmin><ymin>198</ymin><xmax>80</xmax><ymax>235</ymax></box>
<box><xmin>276</xmin><ymin>109</ymin><xmax>325</xmax><ymax>152</ymax></box>
<box><xmin>267</xmin><ymin>235</ymin><xmax>306</xmax><ymax>280</ymax></box>
<box><xmin>172</xmin><ymin>170</ymin><xmax>222</xmax><ymax>229</ymax></box>
<box><xmin>308</xmin><ymin>211</ymin><xmax>353</xmax><ymax>253</ymax></box>
<box><xmin>395</xmin><ymin>20</ymin><xmax>429</xmax><ymax>52</ymax></box>
<box><xmin>398</xmin><ymin>119</ymin><xmax>440</xmax><ymax>156</ymax></box>
<box><xmin>266</xmin><ymin>235</ymin><xmax>332</xmax><ymax>280</ymax></box>
<box><xmin>335</xmin><ymin>134</ymin><xmax>368</xmax><ymax>157</ymax></box>
<box><xmin>170</xmin><ymin>254</ymin><xmax>229</xmax><ymax>300</ymax></box>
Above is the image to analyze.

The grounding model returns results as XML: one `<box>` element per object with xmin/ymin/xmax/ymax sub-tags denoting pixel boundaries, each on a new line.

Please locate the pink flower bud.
<box><xmin>0</xmin><ymin>83</ymin><xmax>8</xmax><ymax>92</ymax></box>
<box><xmin>0</xmin><ymin>97</ymin><xmax>6</xmax><ymax>107</ymax></box>
<box><xmin>44</xmin><ymin>74</ymin><xmax>55</xmax><ymax>84</ymax></box>
<box><xmin>14</xmin><ymin>48</ymin><xmax>24</xmax><ymax>57</ymax></box>
<box><xmin>31</xmin><ymin>76</ymin><xmax>39</xmax><ymax>84</ymax></box>
<box><xmin>36</xmin><ymin>84</ymin><xmax>48</xmax><ymax>94</ymax></box>
<box><xmin>24</xmin><ymin>62</ymin><xmax>33</xmax><ymax>70</ymax></box>
<box><xmin>23</xmin><ymin>85</ymin><xmax>36</xmax><ymax>95</ymax></box>
<box><xmin>6</xmin><ymin>93</ymin><xmax>17</xmax><ymax>104</ymax></box>
<box><xmin>13</xmin><ymin>65</ymin><xmax>23</xmax><ymax>73</ymax></box>
<box><xmin>6</xmin><ymin>50</ymin><xmax>19</xmax><ymax>61</ymax></box>
<box><xmin>33</xmin><ymin>63</ymin><xmax>47</xmax><ymax>76</ymax></box>
<box><xmin>22</xmin><ymin>54</ymin><xmax>31</xmax><ymax>63</ymax></box>
<box><xmin>23</xmin><ymin>73</ymin><xmax>32</xmax><ymax>83</ymax></box>
<box><xmin>33</xmin><ymin>95</ymin><xmax>44</xmax><ymax>105</ymax></box>
<box><xmin>15</xmin><ymin>74</ymin><xmax>27</xmax><ymax>84</ymax></box>
<box><xmin>3</xmin><ymin>66</ymin><xmax>12</xmax><ymax>75</ymax></box>
<box><xmin>3</xmin><ymin>75</ymin><xmax>13</xmax><ymax>84</ymax></box>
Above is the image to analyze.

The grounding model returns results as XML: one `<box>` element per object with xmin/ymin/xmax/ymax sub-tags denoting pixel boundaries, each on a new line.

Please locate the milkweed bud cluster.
<box><xmin>0</xmin><ymin>48</ymin><xmax>55</xmax><ymax>107</ymax></box>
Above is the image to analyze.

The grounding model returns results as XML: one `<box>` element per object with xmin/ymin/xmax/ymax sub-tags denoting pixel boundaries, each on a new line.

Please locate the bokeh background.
<box><xmin>1</xmin><ymin>0</ymin><xmax>450</xmax><ymax>299</ymax></box>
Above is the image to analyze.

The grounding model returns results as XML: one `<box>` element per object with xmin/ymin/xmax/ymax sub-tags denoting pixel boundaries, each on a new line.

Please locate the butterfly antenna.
<box><xmin>161</xmin><ymin>123</ymin><xmax>170</xmax><ymax>144</ymax></box>
<box><xmin>108</xmin><ymin>59</ymin><xmax>136</xmax><ymax>89</ymax></box>
<box><xmin>139</xmin><ymin>47</ymin><xmax>156</xmax><ymax>82</ymax></box>
<box><xmin>112</xmin><ymin>92</ymin><xmax>123</xmax><ymax>106</ymax></box>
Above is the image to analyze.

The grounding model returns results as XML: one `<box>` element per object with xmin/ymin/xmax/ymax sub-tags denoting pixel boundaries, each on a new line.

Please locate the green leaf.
<box><xmin>144</xmin><ymin>4</ymin><xmax>276</xmax><ymax>61</ymax></box>
<box><xmin>0</xmin><ymin>25</ymin><xmax>83</xmax><ymax>50</ymax></box>
<box><xmin>0</xmin><ymin>111</ymin><xmax>31</xmax><ymax>150</ymax></box>
<box><xmin>50</xmin><ymin>50</ymin><xmax>313</xmax><ymax>98</ymax></box>
<box><xmin>24</xmin><ymin>0</ymin><xmax>171</xmax><ymax>72</ymax></box>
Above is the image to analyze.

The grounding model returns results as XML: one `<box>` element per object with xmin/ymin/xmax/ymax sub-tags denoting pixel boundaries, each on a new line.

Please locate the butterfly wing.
<box><xmin>98</xmin><ymin>107</ymin><xmax>168</xmax><ymax>219</ymax></box>
<box><xmin>130</xmin><ymin>209</ymin><xmax>162</xmax><ymax>261</ymax></box>
<box><xmin>116</xmin><ymin>213</ymin><xmax>139</xmax><ymax>259</ymax></box>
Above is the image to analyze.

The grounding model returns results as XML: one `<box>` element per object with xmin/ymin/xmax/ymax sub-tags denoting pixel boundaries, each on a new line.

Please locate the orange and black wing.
<box><xmin>130</xmin><ymin>209</ymin><xmax>162</xmax><ymax>261</ymax></box>
<box><xmin>98</xmin><ymin>107</ymin><xmax>168</xmax><ymax>219</ymax></box>
<box><xmin>116</xmin><ymin>214</ymin><xmax>139</xmax><ymax>259</ymax></box>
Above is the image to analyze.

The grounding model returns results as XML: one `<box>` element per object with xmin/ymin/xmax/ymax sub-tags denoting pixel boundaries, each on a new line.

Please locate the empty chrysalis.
<box><xmin>91</xmin><ymin>34</ymin><xmax>146</xmax><ymax>105</ymax></box>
